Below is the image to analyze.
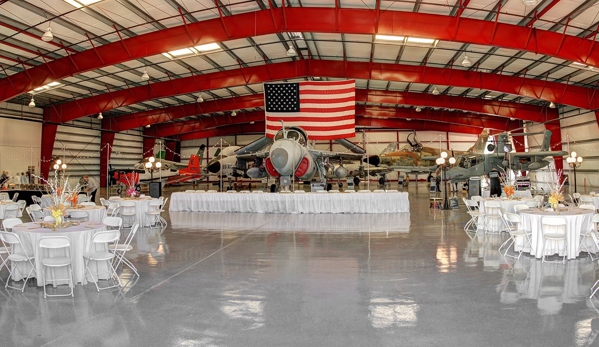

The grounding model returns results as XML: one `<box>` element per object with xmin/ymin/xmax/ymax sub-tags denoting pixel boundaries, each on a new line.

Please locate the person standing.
<box><xmin>80</xmin><ymin>175</ymin><xmax>98</xmax><ymax>202</ymax></box>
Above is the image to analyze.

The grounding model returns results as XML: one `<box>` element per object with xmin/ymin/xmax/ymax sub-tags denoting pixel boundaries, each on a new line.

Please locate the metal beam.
<box><xmin>4</xmin><ymin>8</ymin><xmax>599</xmax><ymax>102</ymax></box>
<box><xmin>49</xmin><ymin>60</ymin><xmax>580</xmax><ymax>123</ymax></box>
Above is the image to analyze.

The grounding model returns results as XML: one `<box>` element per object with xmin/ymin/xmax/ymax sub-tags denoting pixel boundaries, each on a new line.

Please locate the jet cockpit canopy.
<box><xmin>274</xmin><ymin>126</ymin><xmax>308</xmax><ymax>146</ymax></box>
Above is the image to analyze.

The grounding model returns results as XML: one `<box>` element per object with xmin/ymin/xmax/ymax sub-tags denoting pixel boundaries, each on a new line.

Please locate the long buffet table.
<box><xmin>169</xmin><ymin>191</ymin><xmax>410</xmax><ymax>214</ymax></box>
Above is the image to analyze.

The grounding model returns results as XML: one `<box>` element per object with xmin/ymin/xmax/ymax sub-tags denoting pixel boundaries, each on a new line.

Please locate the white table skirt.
<box><xmin>517</xmin><ymin>208</ymin><xmax>595</xmax><ymax>259</ymax></box>
<box><xmin>43</xmin><ymin>206</ymin><xmax>107</xmax><ymax>223</ymax></box>
<box><xmin>111</xmin><ymin>197</ymin><xmax>159</xmax><ymax>227</ymax></box>
<box><xmin>12</xmin><ymin>221</ymin><xmax>107</xmax><ymax>286</ymax></box>
<box><xmin>169</xmin><ymin>191</ymin><xmax>410</xmax><ymax>214</ymax></box>
<box><xmin>170</xmin><ymin>211</ymin><xmax>410</xmax><ymax>232</ymax></box>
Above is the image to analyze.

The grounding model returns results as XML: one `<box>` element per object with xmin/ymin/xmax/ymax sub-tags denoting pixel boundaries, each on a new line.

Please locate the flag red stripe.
<box><xmin>266</xmin><ymin>115</ymin><xmax>355</xmax><ymax>122</ymax></box>
<box><xmin>299</xmin><ymin>106</ymin><xmax>355</xmax><ymax>113</ymax></box>
<box><xmin>300</xmin><ymin>88</ymin><xmax>356</xmax><ymax>95</ymax></box>
<box><xmin>300</xmin><ymin>96</ymin><xmax>355</xmax><ymax>103</ymax></box>
<box><xmin>266</xmin><ymin>124</ymin><xmax>355</xmax><ymax>132</ymax></box>
<box><xmin>299</xmin><ymin>81</ymin><xmax>355</xmax><ymax>87</ymax></box>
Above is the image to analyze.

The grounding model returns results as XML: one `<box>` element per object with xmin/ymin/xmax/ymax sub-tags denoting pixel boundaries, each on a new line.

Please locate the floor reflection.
<box><xmin>169</xmin><ymin>211</ymin><xmax>411</xmax><ymax>233</ymax></box>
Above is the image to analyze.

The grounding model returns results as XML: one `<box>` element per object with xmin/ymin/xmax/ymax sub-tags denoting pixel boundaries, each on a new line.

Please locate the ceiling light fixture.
<box><xmin>461</xmin><ymin>54</ymin><xmax>472</xmax><ymax>67</ymax></box>
<box><xmin>522</xmin><ymin>0</ymin><xmax>539</xmax><ymax>6</ymax></box>
<box><xmin>287</xmin><ymin>47</ymin><xmax>297</xmax><ymax>57</ymax></box>
<box><xmin>231</xmin><ymin>110</ymin><xmax>237</xmax><ymax>117</ymax></box>
<box><xmin>415</xmin><ymin>106</ymin><xmax>422</xmax><ymax>112</ymax></box>
<box><xmin>432</xmin><ymin>86</ymin><xmax>440</xmax><ymax>95</ymax></box>
<box><xmin>140</xmin><ymin>69</ymin><xmax>150</xmax><ymax>81</ymax></box>
<box><xmin>406</xmin><ymin>118</ymin><xmax>411</xmax><ymax>121</ymax></box>
<box><xmin>28</xmin><ymin>96</ymin><xmax>35</xmax><ymax>108</ymax></box>
<box><xmin>549</xmin><ymin>101</ymin><xmax>556</xmax><ymax>109</ymax></box>
<box><xmin>41</xmin><ymin>27</ymin><xmax>53</xmax><ymax>42</ymax></box>
<box><xmin>197</xmin><ymin>95</ymin><xmax>204</xmax><ymax>103</ymax></box>
<box><xmin>97</xmin><ymin>112</ymin><xmax>103</xmax><ymax>120</ymax></box>
<box><xmin>145</xmin><ymin>124</ymin><xmax>150</xmax><ymax>128</ymax></box>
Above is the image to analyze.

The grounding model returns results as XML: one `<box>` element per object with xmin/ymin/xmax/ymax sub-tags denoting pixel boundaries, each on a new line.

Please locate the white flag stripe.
<box><xmin>266</xmin><ymin>119</ymin><xmax>355</xmax><ymax>127</ymax></box>
<box><xmin>299</xmin><ymin>84</ymin><xmax>354</xmax><ymax>92</ymax></box>
<box><xmin>266</xmin><ymin>110</ymin><xmax>355</xmax><ymax>118</ymax></box>
<box><xmin>299</xmin><ymin>92</ymin><xmax>356</xmax><ymax>99</ymax></box>
<box><xmin>299</xmin><ymin>101</ymin><xmax>355</xmax><ymax>109</ymax></box>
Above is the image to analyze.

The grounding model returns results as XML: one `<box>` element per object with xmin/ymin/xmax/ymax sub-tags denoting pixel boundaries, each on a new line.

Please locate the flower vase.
<box><xmin>551</xmin><ymin>203</ymin><xmax>557</xmax><ymax>212</ymax></box>
<box><xmin>55</xmin><ymin>215</ymin><xmax>62</xmax><ymax>227</ymax></box>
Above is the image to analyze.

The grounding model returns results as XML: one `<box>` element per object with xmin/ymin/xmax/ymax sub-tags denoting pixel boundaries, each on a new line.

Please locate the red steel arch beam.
<box><xmin>108</xmin><ymin>89</ymin><xmax>549</xmax><ymax>132</ymax></box>
<box><xmin>103</xmin><ymin>94</ymin><xmax>264</xmax><ymax>132</ymax></box>
<box><xmin>5</xmin><ymin>8</ymin><xmax>599</xmax><ymax>103</ymax></box>
<box><xmin>151</xmin><ymin>107</ymin><xmax>517</xmax><ymax>138</ymax></box>
<box><xmin>48</xmin><ymin>60</ymin><xmax>576</xmax><ymax>123</ymax></box>
<box><xmin>175</xmin><ymin>117</ymin><xmax>484</xmax><ymax>141</ymax></box>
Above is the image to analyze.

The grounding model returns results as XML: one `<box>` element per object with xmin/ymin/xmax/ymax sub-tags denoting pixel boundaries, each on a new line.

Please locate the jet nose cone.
<box><xmin>270</xmin><ymin>148</ymin><xmax>289</xmax><ymax>171</ymax></box>
<box><xmin>207</xmin><ymin>161</ymin><xmax>221</xmax><ymax>174</ymax></box>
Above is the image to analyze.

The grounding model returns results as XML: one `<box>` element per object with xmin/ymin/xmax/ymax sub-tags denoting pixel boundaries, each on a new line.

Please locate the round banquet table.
<box><xmin>110</xmin><ymin>197</ymin><xmax>159</xmax><ymax>227</ymax></box>
<box><xmin>516</xmin><ymin>208</ymin><xmax>595</xmax><ymax>259</ymax></box>
<box><xmin>580</xmin><ymin>195</ymin><xmax>599</xmax><ymax>209</ymax></box>
<box><xmin>11</xmin><ymin>221</ymin><xmax>108</xmax><ymax>286</ymax></box>
<box><xmin>43</xmin><ymin>205</ymin><xmax>107</xmax><ymax>223</ymax></box>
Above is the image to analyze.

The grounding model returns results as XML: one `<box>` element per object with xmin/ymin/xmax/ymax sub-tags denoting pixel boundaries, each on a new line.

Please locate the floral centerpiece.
<box><xmin>35</xmin><ymin>171</ymin><xmax>81</xmax><ymax>228</ymax></box>
<box><xmin>547</xmin><ymin>168</ymin><xmax>566</xmax><ymax>211</ymax></box>
<box><xmin>499</xmin><ymin>167</ymin><xmax>516</xmax><ymax>199</ymax></box>
<box><xmin>123</xmin><ymin>172</ymin><xmax>139</xmax><ymax>198</ymax></box>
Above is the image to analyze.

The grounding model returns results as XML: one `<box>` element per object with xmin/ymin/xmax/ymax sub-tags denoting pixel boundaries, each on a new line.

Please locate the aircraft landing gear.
<box><xmin>353</xmin><ymin>176</ymin><xmax>361</xmax><ymax>186</ymax></box>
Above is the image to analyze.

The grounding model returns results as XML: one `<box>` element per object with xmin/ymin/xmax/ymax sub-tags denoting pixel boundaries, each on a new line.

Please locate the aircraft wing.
<box><xmin>309</xmin><ymin>150</ymin><xmax>363</xmax><ymax>161</ymax></box>
<box><xmin>390</xmin><ymin>165</ymin><xmax>438</xmax><ymax>173</ymax></box>
<box><xmin>509</xmin><ymin>151</ymin><xmax>568</xmax><ymax>158</ymax></box>
<box><xmin>235</xmin><ymin>150</ymin><xmax>270</xmax><ymax>161</ymax></box>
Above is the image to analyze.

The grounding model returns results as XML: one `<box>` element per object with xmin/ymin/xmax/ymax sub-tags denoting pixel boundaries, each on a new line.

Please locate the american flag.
<box><xmin>264</xmin><ymin>80</ymin><xmax>355</xmax><ymax>140</ymax></box>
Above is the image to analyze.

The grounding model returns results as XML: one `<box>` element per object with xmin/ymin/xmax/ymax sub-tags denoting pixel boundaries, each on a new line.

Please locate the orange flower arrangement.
<box><xmin>503</xmin><ymin>185</ymin><xmax>515</xmax><ymax>198</ymax></box>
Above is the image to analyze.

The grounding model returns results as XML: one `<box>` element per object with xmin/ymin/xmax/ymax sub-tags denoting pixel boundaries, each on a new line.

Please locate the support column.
<box><xmin>40</xmin><ymin>122</ymin><xmax>58</xmax><ymax>181</ymax></box>
<box><xmin>545</xmin><ymin>113</ymin><xmax>564</xmax><ymax>178</ymax></box>
<box><xmin>99</xmin><ymin>131</ymin><xmax>115</xmax><ymax>188</ymax></box>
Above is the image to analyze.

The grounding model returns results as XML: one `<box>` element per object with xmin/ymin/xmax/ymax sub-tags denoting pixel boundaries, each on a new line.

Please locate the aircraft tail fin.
<box><xmin>196</xmin><ymin>144</ymin><xmax>206</xmax><ymax>157</ymax></box>
<box><xmin>179</xmin><ymin>154</ymin><xmax>202</xmax><ymax>175</ymax></box>
<box><xmin>468</xmin><ymin>129</ymin><xmax>490</xmax><ymax>153</ymax></box>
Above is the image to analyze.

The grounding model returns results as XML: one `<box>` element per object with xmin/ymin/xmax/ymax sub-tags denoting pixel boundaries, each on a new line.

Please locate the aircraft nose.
<box><xmin>207</xmin><ymin>161</ymin><xmax>221</xmax><ymax>174</ymax></box>
<box><xmin>270</xmin><ymin>148</ymin><xmax>289</xmax><ymax>171</ymax></box>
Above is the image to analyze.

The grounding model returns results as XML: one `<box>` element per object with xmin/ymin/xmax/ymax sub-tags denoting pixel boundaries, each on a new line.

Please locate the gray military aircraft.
<box><xmin>445</xmin><ymin>130</ymin><xmax>567</xmax><ymax>182</ymax></box>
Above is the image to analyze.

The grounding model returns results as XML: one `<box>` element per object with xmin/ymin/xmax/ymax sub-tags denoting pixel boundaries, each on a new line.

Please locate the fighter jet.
<box><xmin>240</xmin><ymin>123</ymin><xmax>364</xmax><ymax>190</ymax></box>
<box><xmin>204</xmin><ymin>137</ymin><xmax>273</xmax><ymax>178</ymax></box>
<box><xmin>363</xmin><ymin>130</ymin><xmax>490</xmax><ymax>173</ymax></box>
<box><xmin>445</xmin><ymin>130</ymin><xmax>567</xmax><ymax>182</ymax></box>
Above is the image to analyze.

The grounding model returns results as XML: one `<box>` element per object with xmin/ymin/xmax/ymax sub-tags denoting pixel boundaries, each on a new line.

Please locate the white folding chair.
<box><xmin>99</xmin><ymin>197</ymin><xmax>109</xmax><ymax>207</ymax></box>
<box><xmin>0</xmin><ymin>231</ymin><xmax>35</xmax><ymax>292</ymax></box>
<box><xmin>31</xmin><ymin>196</ymin><xmax>43</xmax><ymax>205</ymax></box>
<box><xmin>110</xmin><ymin>222</ymin><xmax>139</xmax><ymax>277</ymax></box>
<box><xmin>185</xmin><ymin>190</ymin><xmax>195</xmax><ymax>193</ymax></box>
<box><xmin>11</xmin><ymin>192</ymin><xmax>18</xmax><ymax>202</ymax></box>
<box><xmin>525</xmin><ymin>200</ymin><xmax>539</xmax><ymax>208</ymax></box>
<box><xmin>27</xmin><ymin>204</ymin><xmax>44</xmax><ymax>222</ymax></box>
<box><xmin>79</xmin><ymin>202</ymin><xmax>96</xmax><ymax>207</ymax></box>
<box><xmin>43</xmin><ymin>216</ymin><xmax>55</xmax><ymax>222</ymax></box>
<box><xmin>540</xmin><ymin>216</ymin><xmax>567</xmax><ymax>263</ymax></box>
<box><xmin>84</xmin><ymin>230</ymin><xmax>121</xmax><ymax>291</ymax></box>
<box><xmin>498</xmin><ymin>213</ymin><xmax>532</xmax><ymax>259</ymax></box>
<box><xmin>158</xmin><ymin>197</ymin><xmax>168</xmax><ymax>228</ymax></box>
<box><xmin>483</xmin><ymin>201</ymin><xmax>507</xmax><ymax>234</ymax></box>
<box><xmin>579</xmin><ymin>195</ymin><xmax>593</xmax><ymax>207</ymax></box>
<box><xmin>77</xmin><ymin>194</ymin><xmax>89</xmax><ymax>203</ymax></box>
<box><xmin>2</xmin><ymin>204</ymin><xmax>19</xmax><ymax>220</ymax></box>
<box><xmin>464</xmin><ymin>199</ymin><xmax>482</xmax><ymax>233</ymax></box>
<box><xmin>16</xmin><ymin>200</ymin><xmax>26</xmax><ymax>218</ymax></box>
<box><xmin>579</xmin><ymin>213</ymin><xmax>599</xmax><ymax>261</ymax></box>
<box><xmin>38</xmin><ymin>236</ymin><xmax>74</xmax><ymax>298</ymax></box>
<box><xmin>69</xmin><ymin>210</ymin><xmax>89</xmax><ymax>222</ymax></box>
<box><xmin>579</xmin><ymin>204</ymin><xmax>596</xmax><ymax>211</ymax></box>
<box><xmin>0</xmin><ymin>193</ymin><xmax>8</xmax><ymax>200</ymax></box>
<box><xmin>145</xmin><ymin>200</ymin><xmax>163</xmax><ymax>229</ymax></box>
<box><xmin>119</xmin><ymin>201</ymin><xmax>136</xmax><ymax>228</ymax></box>
<box><xmin>513</xmin><ymin>204</ymin><xmax>529</xmax><ymax>214</ymax></box>
<box><xmin>2</xmin><ymin>218</ymin><xmax>22</xmax><ymax>232</ymax></box>
<box><xmin>107</xmin><ymin>202</ymin><xmax>120</xmax><ymax>217</ymax></box>
<box><xmin>534</xmin><ymin>195</ymin><xmax>545</xmax><ymax>207</ymax></box>
<box><xmin>195</xmin><ymin>190</ymin><xmax>205</xmax><ymax>193</ymax></box>
<box><xmin>103</xmin><ymin>216</ymin><xmax>122</xmax><ymax>231</ymax></box>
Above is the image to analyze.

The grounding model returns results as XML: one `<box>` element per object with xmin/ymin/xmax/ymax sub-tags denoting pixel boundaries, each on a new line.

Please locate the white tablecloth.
<box><xmin>169</xmin><ymin>191</ymin><xmax>410</xmax><ymax>214</ymax></box>
<box><xmin>517</xmin><ymin>208</ymin><xmax>595</xmax><ymax>259</ymax></box>
<box><xmin>170</xmin><ymin>211</ymin><xmax>410</xmax><ymax>232</ymax></box>
<box><xmin>12</xmin><ymin>221</ymin><xmax>107</xmax><ymax>286</ymax></box>
<box><xmin>111</xmin><ymin>197</ymin><xmax>159</xmax><ymax>226</ymax></box>
<box><xmin>43</xmin><ymin>206</ymin><xmax>107</xmax><ymax>223</ymax></box>
<box><xmin>483</xmin><ymin>190</ymin><xmax>532</xmax><ymax>199</ymax></box>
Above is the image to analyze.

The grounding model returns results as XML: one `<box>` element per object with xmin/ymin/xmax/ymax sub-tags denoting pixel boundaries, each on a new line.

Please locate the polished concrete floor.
<box><xmin>2</xmin><ymin>182</ymin><xmax>599</xmax><ymax>346</ymax></box>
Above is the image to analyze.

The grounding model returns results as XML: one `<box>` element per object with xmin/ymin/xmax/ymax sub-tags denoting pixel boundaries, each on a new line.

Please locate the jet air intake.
<box><xmin>207</xmin><ymin>161</ymin><xmax>220</xmax><ymax>174</ymax></box>
<box><xmin>364</xmin><ymin>155</ymin><xmax>381</xmax><ymax>167</ymax></box>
